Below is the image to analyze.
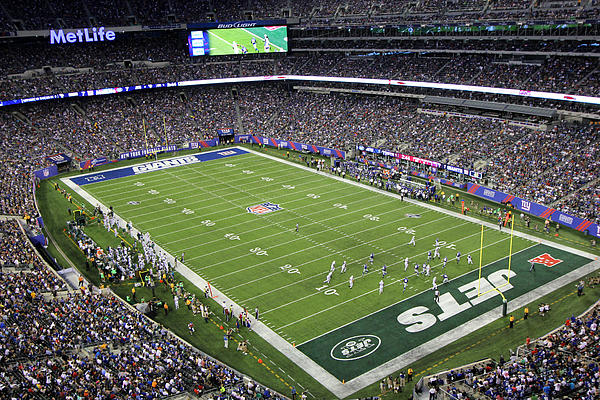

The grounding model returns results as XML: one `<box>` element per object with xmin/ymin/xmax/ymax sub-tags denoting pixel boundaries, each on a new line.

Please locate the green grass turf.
<box><xmin>208</xmin><ymin>26</ymin><xmax>288</xmax><ymax>55</ymax></box>
<box><xmin>77</xmin><ymin>151</ymin><xmax>537</xmax><ymax>347</ymax></box>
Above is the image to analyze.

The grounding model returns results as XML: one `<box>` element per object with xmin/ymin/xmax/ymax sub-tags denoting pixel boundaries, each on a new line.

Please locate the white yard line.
<box><xmin>90</xmin><ymin>154</ymin><xmax>263</xmax><ymax>196</ymax></box>
<box><xmin>218</xmin><ymin>208</ymin><xmax>446</xmax><ymax>286</ymax></box>
<box><xmin>125</xmin><ymin>174</ymin><xmax>340</xmax><ymax>222</ymax></box>
<box><xmin>154</xmin><ymin>185</ymin><xmax>373</xmax><ymax>243</ymax></box>
<box><xmin>237</xmin><ymin>221</ymin><xmax>472</xmax><ymax>300</ymax></box>
<box><xmin>178</xmin><ymin>197</ymin><xmax>404</xmax><ymax>257</ymax></box>
<box><xmin>96</xmin><ymin>160</ymin><xmax>295</xmax><ymax>204</ymax></box>
<box><xmin>187</xmin><ymin>196</ymin><xmax>408</xmax><ymax>262</ymax></box>
<box><xmin>252</xmin><ymin>220</ymin><xmax>474</xmax><ymax>308</ymax></box>
<box><xmin>277</xmin><ymin>235</ymin><xmax>514</xmax><ymax>330</ymax></box>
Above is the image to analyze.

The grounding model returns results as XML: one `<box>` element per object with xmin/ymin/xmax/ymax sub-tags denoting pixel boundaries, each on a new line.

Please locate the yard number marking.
<box><xmin>315</xmin><ymin>285</ymin><xmax>339</xmax><ymax>296</ymax></box>
<box><xmin>363</xmin><ymin>214</ymin><xmax>380</xmax><ymax>221</ymax></box>
<box><xmin>280</xmin><ymin>264</ymin><xmax>300</xmax><ymax>274</ymax></box>
<box><xmin>250</xmin><ymin>247</ymin><xmax>268</xmax><ymax>256</ymax></box>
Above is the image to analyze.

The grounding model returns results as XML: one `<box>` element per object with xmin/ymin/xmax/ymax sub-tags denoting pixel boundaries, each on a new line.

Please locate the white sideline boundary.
<box><xmin>60</xmin><ymin>146</ymin><xmax>600</xmax><ymax>399</ymax></box>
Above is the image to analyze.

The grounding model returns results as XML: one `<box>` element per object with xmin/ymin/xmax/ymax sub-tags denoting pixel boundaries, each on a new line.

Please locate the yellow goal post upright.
<box><xmin>476</xmin><ymin>214</ymin><xmax>515</xmax><ymax>316</ymax></box>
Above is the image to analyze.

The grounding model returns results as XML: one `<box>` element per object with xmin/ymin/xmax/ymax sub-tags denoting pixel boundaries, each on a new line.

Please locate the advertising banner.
<box><xmin>79</xmin><ymin>157</ymin><xmax>111</xmax><ymax>169</ymax></box>
<box><xmin>466</xmin><ymin>183</ymin><xmax>599</xmax><ymax>238</ymax></box>
<box><xmin>46</xmin><ymin>153</ymin><xmax>71</xmax><ymax>165</ymax></box>
<box><xmin>186</xmin><ymin>19</ymin><xmax>287</xmax><ymax>30</ymax></box>
<box><xmin>235</xmin><ymin>135</ymin><xmax>345</xmax><ymax>158</ymax></box>
<box><xmin>409</xmin><ymin>171</ymin><xmax>467</xmax><ymax>189</ymax></box>
<box><xmin>119</xmin><ymin>145</ymin><xmax>177</xmax><ymax>160</ymax></box>
<box><xmin>217</xmin><ymin>128</ymin><xmax>235</xmax><ymax>136</ymax></box>
<box><xmin>34</xmin><ymin>165</ymin><xmax>58</xmax><ymax>180</ymax></box>
<box><xmin>189</xmin><ymin>139</ymin><xmax>219</xmax><ymax>149</ymax></box>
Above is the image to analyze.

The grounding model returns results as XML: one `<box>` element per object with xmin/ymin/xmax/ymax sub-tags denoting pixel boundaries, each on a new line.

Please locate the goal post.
<box><xmin>476</xmin><ymin>215</ymin><xmax>515</xmax><ymax>315</ymax></box>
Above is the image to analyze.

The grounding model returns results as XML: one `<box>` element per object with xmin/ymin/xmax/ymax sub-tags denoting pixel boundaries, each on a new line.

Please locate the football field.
<box><xmin>208</xmin><ymin>26</ymin><xmax>288</xmax><ymax>55</ymax></box>
<box><xmin>63</xmin><ymin>147</ymin><xmax>596</xmax><ymax>396</ymax></box>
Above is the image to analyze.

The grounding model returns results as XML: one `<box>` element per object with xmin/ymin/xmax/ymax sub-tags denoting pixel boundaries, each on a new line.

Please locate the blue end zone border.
<box><xmin>69</xmin><ymin>148</ymin><xmax>249</xmax><ymax>186</ymax></box>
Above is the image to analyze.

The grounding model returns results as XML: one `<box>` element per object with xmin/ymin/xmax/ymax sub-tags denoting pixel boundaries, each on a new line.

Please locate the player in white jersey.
<box><xmin>349</xmin><ymin>275</ymin><xmax>354</xmax><ymax>288</ymax></box>
<box><xmin>432</xmin><ymin>276</ymin><xmax>437</xmax><ymax>290</ymax></box>
<box><xmin>403</xmin><ymin>277</ymin><xmax>409</xmax><ymax>292</ymax></box>
<box><xmin>434</xmin><ymin>246</ymin><xmax>440</xmax><ymax>259</ymax></box>
<box><xmin>379</xmin><ymin>279</ymin><xmax>384</xmax><ymax>294</ymax></box>
<box><xmin>409</xmin><ymin>235</ymin><xmax>416</xmax><ymax>246</ymax></box>
<box><xmin>456</xmin><ymin>251</ymin><xmax>461</xmax><ymax>264</ymax></box>
<box><xmin>232</xmin><ymin>41</ymin><xmax>239</xmax><ymax>54</ymax></box>
<box><xmin>467</xmin><ymin>254</ymin><xmax>473</xmax><ymax>265</ymax></box>
<box><xmin>330</xmin><ymin>260</ymin><xmax>336</xmax><ymax>271</ymax></box>
<box><xmin>425</xmin><ymin>264</ymin><xmax>431</xmax><ymax>276</ymax></box>
<box><xmin>404</xmin><ymin>257</ymin><xmax>409</xmax><ymax>271</ymax></box>
<box><xmin>324</xmin><ymin>270</ymin><xmax>333</xmax><ymax>284</ymax></box>
<box><xmin>263</xmin><ymin>34</ymin><xmax>270</xmax><ymax>52</ymax></box>
<box><xmin>251</xmin><ymin>37</ymin><xmax>258</xmax><ymax>51</ymax></box>
<box><xmin>443</xmin><ymin>256</ymin><xmax>448</xmax><ymax>269</ymax></box>
<box><xmin>340</xmin><ymin>261</ymin><xmax>347</xmax><ymax>273</ymax></box>
<box><xmin>434</xmin><ymin>289</ymin><xmax>440</xmax><ymax>302</ymax></box>
<box><xmin>422</xmin><ymin>264</ymin><xmax>427</xmax><ymax>276</ymax></box>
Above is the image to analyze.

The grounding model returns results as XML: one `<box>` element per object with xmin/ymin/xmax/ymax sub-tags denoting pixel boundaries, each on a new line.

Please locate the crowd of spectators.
<box><xmin>1</xmin><ymin>0</ymin><xmax>594</xmax><ymax>30</ymax></box>
<box><xmin>0</xmin><ymin>218</ymin><xmax>285</xmax><ymax>399</ymax></box>
<box><xmin>463</xmin><ymin>304</ymin><xmax>600</xmax><ymax>399</ymax></box>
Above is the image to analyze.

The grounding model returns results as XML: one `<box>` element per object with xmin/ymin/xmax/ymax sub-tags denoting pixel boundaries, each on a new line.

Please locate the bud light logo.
<box><xmin>521</xmin><ymin>200</ymin><xmax>531</xmax><ymax>212</ymax></box>
<box><xmin>246</xmin><ymin>202</ymin><xmax>283</xmax><ymax>215</ymax></box>
<box><xmin>216</xmin><ymin>22</ymin><xmax>258</xmax><ymax>29</ymax></box>
<box><xmin>330</xmin><ymin>335</ymin><xmax>381</xmax><ymax>361</ymax></box>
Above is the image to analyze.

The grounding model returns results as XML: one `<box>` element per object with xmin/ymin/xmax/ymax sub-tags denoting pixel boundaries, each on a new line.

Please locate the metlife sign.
<box><xmin>50</xmin><ymin>27</ymin><xmax>116</xmax><ymax>44</ymax></box>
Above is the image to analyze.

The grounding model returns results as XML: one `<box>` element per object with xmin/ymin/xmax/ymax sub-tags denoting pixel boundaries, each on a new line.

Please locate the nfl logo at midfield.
<box><xmin>247</xmin><ymin>202</ymin><xmax>283</xmax><ymax>215</ymax></box>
